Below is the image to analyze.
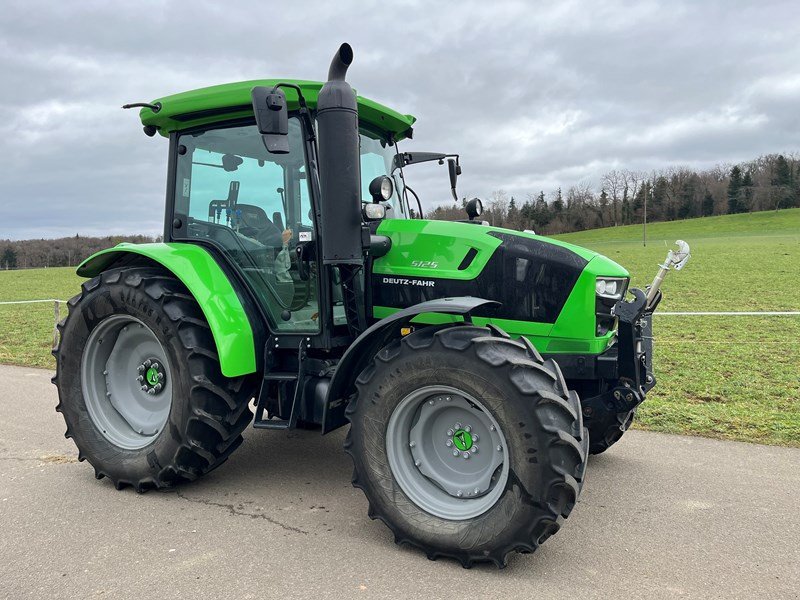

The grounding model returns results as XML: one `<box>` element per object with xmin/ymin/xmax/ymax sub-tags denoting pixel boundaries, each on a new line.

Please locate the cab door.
<box><xmin>172</xmin><ymin>117</ymin><xmax>321</xmax><ymax>333</ymax></box>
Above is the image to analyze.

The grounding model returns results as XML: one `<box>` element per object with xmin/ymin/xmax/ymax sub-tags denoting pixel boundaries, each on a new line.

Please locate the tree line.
<box><xmin>428</xmin><ymin>153</ymin><xmax>800</xmax><ymax>234</ymax></box>
<box><xmin>2</xmin><ymin>152</ymin><xmax>798</xmax><ymax>270</ymax></box>
<box><xmin>1</xmin><ymin>235</ymin><xmax>161</xmax><ymax>270</ymax></box>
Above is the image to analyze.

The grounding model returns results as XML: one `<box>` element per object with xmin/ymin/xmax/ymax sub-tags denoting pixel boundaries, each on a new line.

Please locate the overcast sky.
<box><xmin>1</xmin><ymin>0</ymin><xmax>798</xmax><ymax>239</ymax></box>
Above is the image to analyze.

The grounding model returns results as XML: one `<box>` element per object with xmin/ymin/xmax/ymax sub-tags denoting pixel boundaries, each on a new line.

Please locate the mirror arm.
<box><xmin>270</xmin><ymin>82</ymin><xmax>316</xmax><ymax>142</ymax></box>
<box><xmin>392</xmin><ymin>152</ymin><xmax>460</xmax><ymax>172</ymax></box>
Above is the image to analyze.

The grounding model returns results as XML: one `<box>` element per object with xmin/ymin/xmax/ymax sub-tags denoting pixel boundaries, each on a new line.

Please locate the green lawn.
<box><xmin>0</xmin><ymin>267</ymin><xmax>84</xmax><ymax>368</ymax></box>
<box><xmin>1</xmin><ymin>208</ymin><xmax>798</xmax><ymax>446</ymax></box>
<box><xmin>556</xmin><ymin>208</ymin><xmax>800</xmax><ymax>447</ymax></box>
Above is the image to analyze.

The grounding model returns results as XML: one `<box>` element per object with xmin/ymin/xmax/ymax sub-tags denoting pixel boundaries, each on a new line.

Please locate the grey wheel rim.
<box><xmin>81</xmin><ymin>315</ymin><xmax>172</xmax><ymax>450</ymax></box>
<box><xmin>386</xmin><ymin>385</ymin><xmax>509</xmax><ymax>520</ymax></box>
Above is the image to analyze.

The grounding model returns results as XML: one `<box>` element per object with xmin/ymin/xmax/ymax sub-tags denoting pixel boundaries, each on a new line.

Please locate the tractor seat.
<box><xmin>237</xmin><ymin>204</ymin><xmax>282</xmax><ymax>246</ymax></box>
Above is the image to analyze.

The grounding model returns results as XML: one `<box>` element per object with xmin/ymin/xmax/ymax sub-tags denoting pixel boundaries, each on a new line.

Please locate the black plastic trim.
<box><xmin>171</xmin><ymin>104</ymin><xmax>252</xmax><ymax>122</ymax></box>
<box><xmin>322</xmin><ymin>297</ymin><xmax>498</xmax><ymax>433</ymax></box>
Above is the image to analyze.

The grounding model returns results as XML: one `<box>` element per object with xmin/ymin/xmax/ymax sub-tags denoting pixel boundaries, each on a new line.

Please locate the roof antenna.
<box><xmin>122</xmin><ymin>102</ymin><xmax>162</xmax><ymax>113</ymax></box>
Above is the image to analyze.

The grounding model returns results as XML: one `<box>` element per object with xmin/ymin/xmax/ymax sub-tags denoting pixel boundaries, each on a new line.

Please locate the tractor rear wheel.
<box><xmin>52</xmin><ymin>267</ymin><xmax>256</xmax><ymax>491</ymax></box>
<box><xmin>345</xmin><ymin>325</ymin><xmax>588</xmax><ymax>568</ymax></box>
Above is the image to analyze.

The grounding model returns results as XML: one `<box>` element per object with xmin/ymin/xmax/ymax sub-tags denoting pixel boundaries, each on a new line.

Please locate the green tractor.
<box><xmin>53</xmin><ymin>44</ymin><xmax>689</xmax><ymax>567</ymax></box>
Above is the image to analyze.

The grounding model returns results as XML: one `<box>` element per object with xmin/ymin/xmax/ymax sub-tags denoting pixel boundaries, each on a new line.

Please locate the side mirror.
<box><xmin>447</xmin><ymin>158</ymin><xmax>460</xmax><ymax>201</ymax></box>
<box><xmin>465</xmin><ymin>197</ymin><xmax>483</xmax><ymax>220</ymax></box>
<box><xmin>251</xmin><ymin>86</ymin><xmax>289</xmax><ymax>154</ymax></box>
<box><xmin>363</xmin><ymin>203</ymin><xmax>387</xmax><ymax>221</ymax></box>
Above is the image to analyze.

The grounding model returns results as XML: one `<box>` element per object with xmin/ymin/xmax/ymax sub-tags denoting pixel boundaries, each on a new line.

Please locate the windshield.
<box><xmin>359</xmin><ymin>130</ymin><xmax>407</xmax><ymax>218</ymax></box>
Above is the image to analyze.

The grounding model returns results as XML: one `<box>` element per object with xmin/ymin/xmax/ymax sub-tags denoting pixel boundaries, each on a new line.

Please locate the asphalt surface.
<box><xmin>1</xmin><ymin>364</ymin><xmax>798</xmax><ymax>599</ymax></box>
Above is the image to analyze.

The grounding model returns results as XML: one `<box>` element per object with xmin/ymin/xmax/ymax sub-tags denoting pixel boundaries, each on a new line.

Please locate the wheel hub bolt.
<box><xmin>472</xmin><ymin>434</ymin><xmax>479</xmax><ymax>442</ymax></box>
<box><xmin>462</xmin><ymin>452</ymin><xmax>470</xmax><ymax>459</ymax></box>
<box><xmin>470</xmin><ymin>446</ymin><xmax>477</xmax><ymax>454</ymax></box>
<box><xmin>447</xmin><ymin>428</ymin><xmax>454</xmax><ymax>436</ymax></box>
<box><xmin>445</xmin><ymin>440</ymin><xmax>452</xmax><ymax>447</ymax></box>
<box><xmin>139</xmin><ymin>358</ymin><xmax>166</xmax><ymax>395</ymax></box>
<box><xmin>452</xmin><ymin>449</ymin><xmax>459</xmax><ymax>456</ymax></box>
<box><xmin>454</xmin><ymin>422</ymin><xmax>462</xmax><ymax>429</ymax></box>
<box><xmin>465</xmin><ymin>425</ymin><xmax>471</xmax><ymax>433</ymax></box>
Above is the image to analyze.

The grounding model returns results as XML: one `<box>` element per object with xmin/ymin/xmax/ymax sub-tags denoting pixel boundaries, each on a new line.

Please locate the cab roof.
<box><xmin>139</xmin><ymin>79</ymin><xmax>416</xmax><ymax>140</ymax></box>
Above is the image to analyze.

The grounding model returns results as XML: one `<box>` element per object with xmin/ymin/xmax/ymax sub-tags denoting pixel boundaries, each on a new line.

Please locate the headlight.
<box><xmin>596</xmin><ymin>277</ymin><xmax>627</xmax><ymax>300</ymax></box>
<box><xmin>595</xmin><ymin>277</ymin><xmax>629</xmax><ymax>336</ymax></box>
<box><xmin>380</xmin><ymin>177</ymin><xmax>393</xmax><ymax>200</ymax></box>
<box><xmin>368</xmin><ymin>175</ymin><xmax>394</xmax><ymax>201</ymax></box>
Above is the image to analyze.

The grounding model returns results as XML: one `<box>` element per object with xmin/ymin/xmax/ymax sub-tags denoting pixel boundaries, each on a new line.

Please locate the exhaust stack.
<box><xmin>316</xmin><ymin>43</ymin><xmax>363</xmax><ymax>266</ymax></box>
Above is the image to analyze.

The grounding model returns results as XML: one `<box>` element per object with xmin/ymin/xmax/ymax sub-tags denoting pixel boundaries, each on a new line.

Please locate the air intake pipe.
<box><xmin>317</xmin><ymin>43</ymin><xmax>363</xmax><ymax>266</ymax></box>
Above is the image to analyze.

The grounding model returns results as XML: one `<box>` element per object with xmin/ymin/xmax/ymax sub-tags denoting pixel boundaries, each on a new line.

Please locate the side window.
<box><xmin>298</xmin><ymin>166</ymin><xmax>314</xmax><ymax>227</ymax></box>
<box><xmin>174</xmin><ymin>118</ymin><xmax>319</xmax><ymax>333</ymax></box>
<box><xmin>359</xmin><ymin>130</ymin><xmax>406</xmax><ymax>218</ymax></box>
<box><xmin>184</xmin><ymin>153</ymin><xmax>285</xmax><ymax>225</ymax></box>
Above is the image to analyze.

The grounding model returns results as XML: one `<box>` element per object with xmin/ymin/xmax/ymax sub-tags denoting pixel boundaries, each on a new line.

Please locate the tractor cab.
<box><xmin>136</xmin><ymin>79</ymin><xmax>422</xmax><ymax>340</ymax></box>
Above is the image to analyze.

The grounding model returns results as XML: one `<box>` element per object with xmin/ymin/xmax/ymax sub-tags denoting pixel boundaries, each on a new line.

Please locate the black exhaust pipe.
<box><xmin>317</xmin><ymin>43</ymin><xmax>362</xmax><ymax>266</ymax></box>
<box><xmin>317</xmin><ymin>43</ymin><xmax>366</xmax><ymax>335</ymax></box>
<box><xmin>327</xmin><ymin>42</ymin><xmax>353</xmax><ymax>82</ymax></box>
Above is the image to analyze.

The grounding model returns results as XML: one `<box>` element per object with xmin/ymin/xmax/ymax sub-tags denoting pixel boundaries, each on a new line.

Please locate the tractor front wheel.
<box><xmin>587</xmin><ymin>406</ymin><xmax>636</xmax><ymax>454</ymax></box>
<box><xmin>345</xmin><ymin>325</ymin><xmax>588</xmax><ymax>567</ymax></box>
<box><xmin>53</xmin><ymin>267</ymin><xmax>256</xmax><ymax>491</ymax></box>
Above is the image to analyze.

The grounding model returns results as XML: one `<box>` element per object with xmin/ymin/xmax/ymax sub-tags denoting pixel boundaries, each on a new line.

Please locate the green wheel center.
<box><xmin>452</xmin><ymin>429</ymin><xmax>473</xmax><ymax>451</ymax></box>
<box><xmin>146</xmin><ymin>367</ymin><xmax>160</xmax><ymax>387</ymax></box>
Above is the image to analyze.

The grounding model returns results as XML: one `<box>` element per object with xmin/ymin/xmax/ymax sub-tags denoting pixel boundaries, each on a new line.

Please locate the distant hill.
<box><xmin>430</xmin><ymin>153</ymin><xmax>800</xmax><ymax>236</ymax></box>
<box><xmin>555</xmin><ymin>206</ymin><xmax>800</xmax><ymax>244</ymax></box>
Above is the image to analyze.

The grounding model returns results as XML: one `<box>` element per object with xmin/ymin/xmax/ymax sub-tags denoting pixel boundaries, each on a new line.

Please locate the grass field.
<box><xmin>556</xmin><ymin>208</ymin><xmax>800</xmax><ymax>447</ymax></box>
<box><xmin>0</xmin><ymin>267</ymin><xmax>84</xmax><ymax>368</ymax></box>
<box><xmin>1</xmin><ymin>208</ymin><xmax>798</xmax><ymax>446</ymax></box>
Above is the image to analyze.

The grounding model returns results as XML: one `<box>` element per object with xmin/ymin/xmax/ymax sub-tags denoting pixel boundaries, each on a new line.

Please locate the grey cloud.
<box><xmin>1</xmin><ymin>0</ymin><xmax>799</xmax><ymax>238</ymax></box>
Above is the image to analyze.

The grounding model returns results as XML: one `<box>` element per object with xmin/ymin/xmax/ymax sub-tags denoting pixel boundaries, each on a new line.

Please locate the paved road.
<box><xmin>1</xmin><ymin>364</ymin><xmax>798</xmax><ymax>599</ymax></box>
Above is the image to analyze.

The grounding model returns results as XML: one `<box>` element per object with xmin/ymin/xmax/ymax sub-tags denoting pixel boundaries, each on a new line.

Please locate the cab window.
<box><xmin>173</xmin><ymin>118</ymin><xmax>319</xmax><ymax>333</ymax></box>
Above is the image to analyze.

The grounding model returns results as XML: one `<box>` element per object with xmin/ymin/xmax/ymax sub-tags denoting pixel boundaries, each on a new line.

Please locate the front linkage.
<box><xmin>583</xmin><ymin>241</ymin><xmax>691</xmax><ymax>452</ymax></box>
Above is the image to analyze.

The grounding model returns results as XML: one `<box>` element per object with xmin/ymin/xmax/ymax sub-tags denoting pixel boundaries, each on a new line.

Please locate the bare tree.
<box><xmin>601</xmin><ymin>170</ymin><xmax>626</xmax><ymax>225</ymax></box>
<box><xmin>487</xmin><ymin>189</ymin><xmax>510</xmax><ymax>227</ymax></box>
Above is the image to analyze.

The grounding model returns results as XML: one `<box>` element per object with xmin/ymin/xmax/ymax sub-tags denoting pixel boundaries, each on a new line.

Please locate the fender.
<box><xmin>77</xmin><ymin>242</ymin><xmax>257</xmax><ymax>378</ymax></box>
<box><xmin>322</xmin><ymin>296</ymin><xmax>498</xmax><ymax>433</ymax></box>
